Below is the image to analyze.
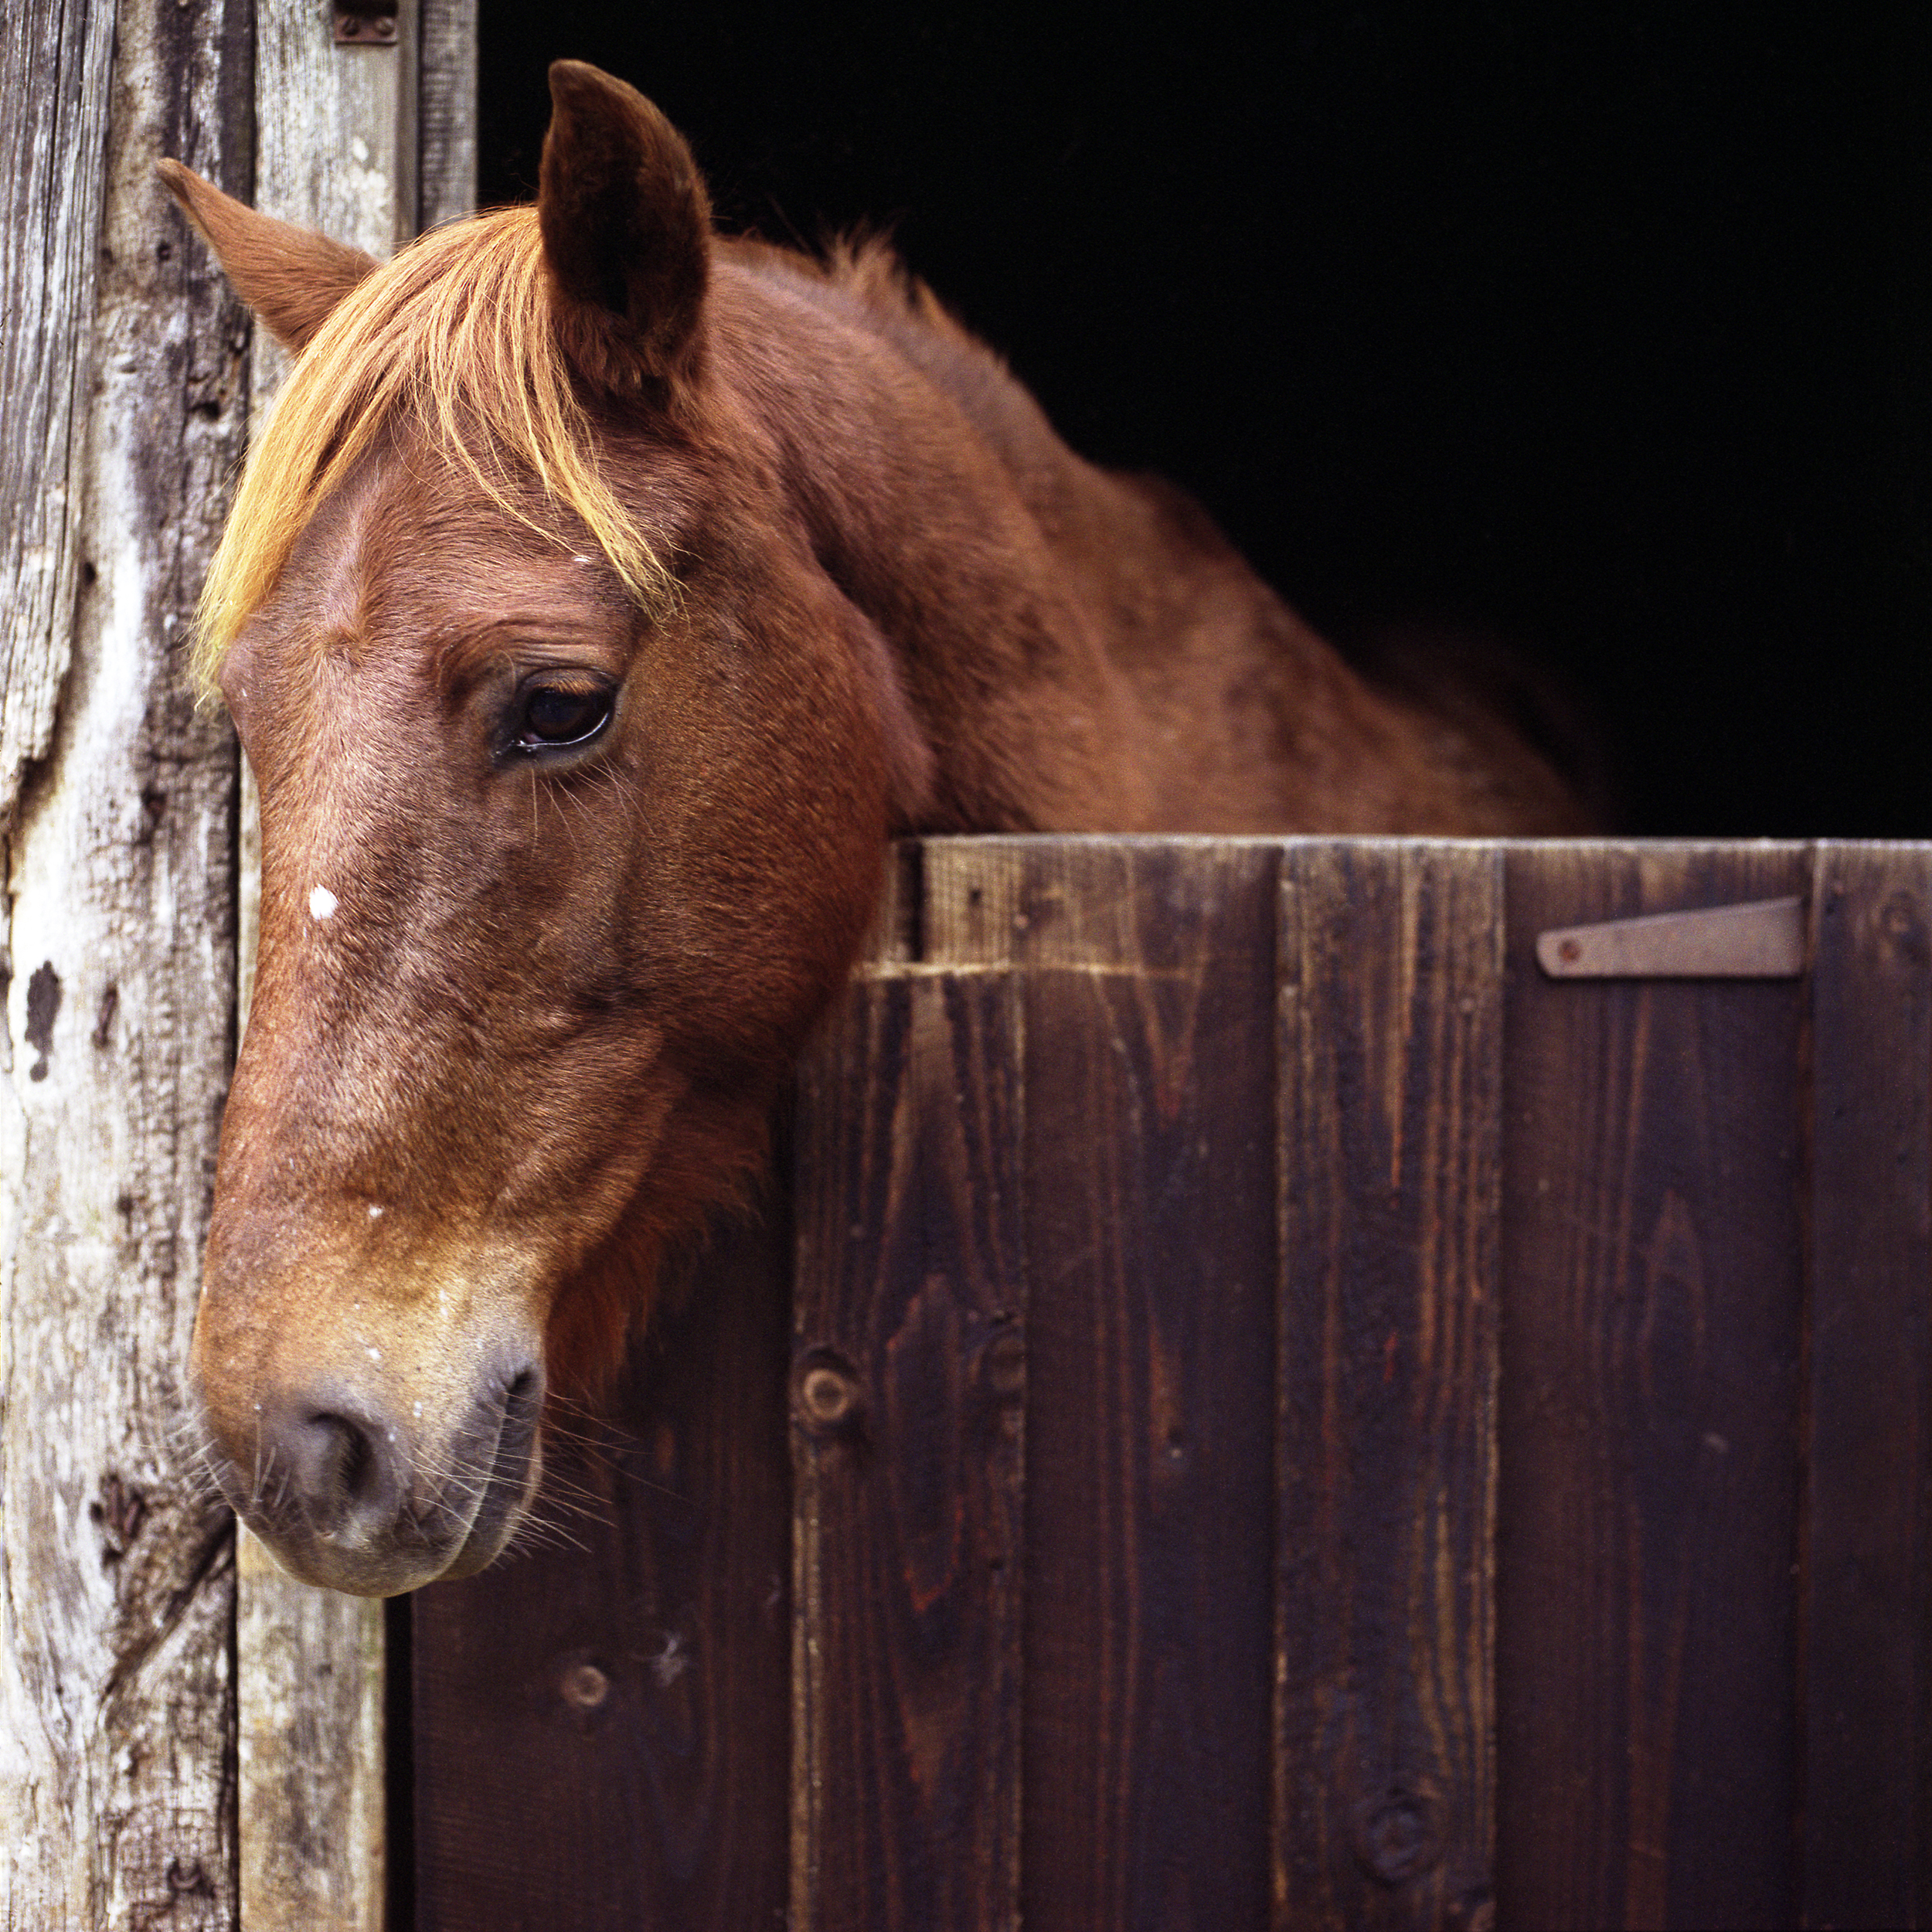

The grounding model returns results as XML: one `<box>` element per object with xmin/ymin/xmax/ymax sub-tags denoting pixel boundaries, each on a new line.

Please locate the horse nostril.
<box><xmin>313</xmin><ymin>1413</ymin><xmax>371</xmax><ymax>1502</ymax></box>
<box><xmin>503</xmin><ymin>1366</ymin><xmax>542</xmax><ymax>1424</ymax></box>
<box><xmin>287</xmin><ymin>1404</ymin><xmax>403</xmax><ymax>1534</ymax></box>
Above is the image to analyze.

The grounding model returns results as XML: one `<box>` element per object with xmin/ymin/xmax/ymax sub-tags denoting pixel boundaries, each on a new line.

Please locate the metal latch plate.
<box><xmin>333</xmin><ymin>0</ymin><xmax>397</xmax><ymax>43</ymax></box>
<box><xmin>1536</xmin><ymin>896</ymin><xmax>1804</xmax><ymax>979</ymax></box>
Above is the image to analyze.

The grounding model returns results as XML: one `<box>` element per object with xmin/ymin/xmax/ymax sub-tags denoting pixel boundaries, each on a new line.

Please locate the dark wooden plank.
<box><xmin>1275</xmin><ymin>840</ymin><xmax>1502</xmax><ymax>1930</ymax></box>
<box><xmin>410</xmin><ymin>1200</ymin><xmax>794</xmax><ymax>1932</ymax></box>
<box><xmin>788</xmin><ymin>842</ymin><xmax>1027</xmax><ymax>1930</ymax></box>
<box><xmin>1804</xmin><ymin>842</ymin><xmax>1932</xmax><ymax>1928</ymax></box>
<box><xmin>1497</xmin><ymin>842</ymin><xmax>1808</xmax><ymax>1930</ymax></box>
<box><xmin>1005</xmin><ymin>838</ymin><xmax>1279</xmax><ymax>1932</ymax></box>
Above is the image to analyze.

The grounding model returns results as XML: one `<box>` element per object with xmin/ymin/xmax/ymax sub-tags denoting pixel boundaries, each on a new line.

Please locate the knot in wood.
<box><xmin>1355</xmin><ymin>1786</ymin><xmax>1444</xmax><ymax>1888</ymax></box>
<box><xmin>980</xmin><ymin>1327</ymin><xmax>1026</xmax><ymax>1400</ymax></box>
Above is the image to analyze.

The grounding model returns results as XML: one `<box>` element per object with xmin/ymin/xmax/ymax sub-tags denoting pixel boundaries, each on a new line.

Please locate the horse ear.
<box><xmin>157</xmin><ymin>160</ymin><xmax>379</xmax><ymax>352</ymax></box>
<box><xmin>537</xmin><ymin>62</ymin><xmax>711</xmax><ymax>397</ymax></box>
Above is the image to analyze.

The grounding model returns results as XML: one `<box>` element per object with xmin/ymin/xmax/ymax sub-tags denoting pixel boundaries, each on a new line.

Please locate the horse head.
<box><xmin>165</xmin><ymin>64</ymin><xmax>929</xmax><ymax>1593</ymax></box>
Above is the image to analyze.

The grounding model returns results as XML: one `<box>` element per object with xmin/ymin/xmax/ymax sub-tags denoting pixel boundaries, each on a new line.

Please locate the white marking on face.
<box><xmin>366</xmin><ymin>1346</ymin><xmax>382</xmax><ymax>1362</ymax></box>
<box><xmin>367</xmin><ymin>1204</ymin><xmax>383</xmax><ymax>1219</ymax></box>
<box><xmin>309</xmin><ymin>885</ymin><xmax>338</xmax><ymax>921</ymax></box>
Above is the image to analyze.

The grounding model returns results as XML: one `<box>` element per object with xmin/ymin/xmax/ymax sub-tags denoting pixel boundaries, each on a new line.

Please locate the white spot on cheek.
<box><xmin>309</xmin><ymin>886</ymin><xmax>338</xmax><ymax>921</ymax></box>
<box><xmin>413</xmin><ymin>1402</ymin><xmax>422</xmax><ymax>1420</ymax></box>
<box><xmin>366</xmin><ymin>1346</ymin><xmax>382</xmax><ymax>1362</ymax></box>
<box><xmin>367</xmin><ymin>1204</ymin><xmax>383</xmax><ymax>1219</ymax></box>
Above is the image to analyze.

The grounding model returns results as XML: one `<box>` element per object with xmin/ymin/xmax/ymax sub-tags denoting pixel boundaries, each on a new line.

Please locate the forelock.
<box><xmin>192</xmin><ymin>206</ymin><xmax>674</xmax><ymax>704</ymax></box>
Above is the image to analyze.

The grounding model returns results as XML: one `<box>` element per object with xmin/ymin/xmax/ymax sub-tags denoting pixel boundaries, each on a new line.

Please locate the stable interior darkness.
<box><xmin>477</xmin><ymin>3</ymin><xmax>1930</xmax><ymax>835</ymax></box>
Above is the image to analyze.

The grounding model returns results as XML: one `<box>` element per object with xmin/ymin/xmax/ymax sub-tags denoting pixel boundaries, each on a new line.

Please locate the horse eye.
<box><xmin>515</xmin><ymin>683</ymin><xmax>612</xmax><ymax>750</ymax></box>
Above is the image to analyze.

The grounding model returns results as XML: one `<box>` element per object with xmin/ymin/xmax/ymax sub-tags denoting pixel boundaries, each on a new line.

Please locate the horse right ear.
<box><xmin>536</xmin><ymin>62</ymin><xmax>711</xmax><ymax>400</ymax></box>
<box><xmin>157</xmin><ymin>161</ymin><xmax>379</xmax><ymax>352</ymax></box>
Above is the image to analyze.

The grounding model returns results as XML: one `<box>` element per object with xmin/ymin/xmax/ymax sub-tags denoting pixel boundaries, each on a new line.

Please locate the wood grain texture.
<box><xmin>1000</xmin><ymin>838</ymin><xmax>1279</xmax><ymax>1932</ymax></box>
<box><xmin>0</xmin><ymin>0</ymin><xmax>253</xmax><ymax>1918</ymax></box>
<box><xmin>0</xmin><ymin>0</ymin><xmax>117</xmax><ymax>832</ymax></box>
<box><xmin>237</xmin><ymin>1528</ymin><xmax>386</xmax><ymax>1928</ymax></box>
<box><xmin>411</xmin><ymin>1200</ymin><xmax>794</xmax><ymax>1931</ymax></box>
<box><xmin>249</xmin><ymin>0</ymin><xmax>420</xmax><ymax>410</ymax></box>
<box><xmin>235</xmin><ymin>8</ymin><xmax>427</xmax><ymax>1924</ymax></box>
<box><xmin>417</xmin><ymin>0</ymin><xmax>476</xmax><ymax>231</ymax></box>
<box><xmin>1803</xmin><ymin>842</ymin><xmax>1932</xmax><ymax>1928</ymax></box>
<box><xmin>789</xmin><ymin>842</ymin><xmax>1026</xmax><ymax>1931</ymax></box>
<box><xmin>1497</xmin><ymin>842</ymin><xmax>1808</xmax><ymax>1930</ymax></box>
<box><xmin>1275</xmin><ymin>840</ymin><xmax>1501</xmax><ymax>1930</ymax></box>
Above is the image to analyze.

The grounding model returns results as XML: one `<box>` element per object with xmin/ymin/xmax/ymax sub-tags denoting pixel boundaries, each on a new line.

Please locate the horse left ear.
<box><xmin>538</xmin><ymin>62</ymin><xmax>711</xmax><ymax>399</ymax></box>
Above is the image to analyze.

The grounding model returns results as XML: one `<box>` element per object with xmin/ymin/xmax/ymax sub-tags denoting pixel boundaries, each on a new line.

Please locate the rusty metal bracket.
<box><xmin>1536</xmin><ymin>896</ymin><xmax>1804</xmax><ymax>979</ymax></box>
<box><xmin>332</xmin><ymin>0</ymin><xmax>397</xmax><ymax>44</ymax></box>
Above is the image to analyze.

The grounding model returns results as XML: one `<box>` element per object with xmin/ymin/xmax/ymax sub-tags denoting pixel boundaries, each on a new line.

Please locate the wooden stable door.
<box><xmin>407</xmin><ymin>838</ymin><xmax>1932</xmax><ymax>1931</ymax></box>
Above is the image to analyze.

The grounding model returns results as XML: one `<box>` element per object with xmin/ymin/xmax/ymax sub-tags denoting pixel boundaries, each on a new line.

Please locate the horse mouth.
<box><xmin>200</xmin><ymin>1359</ymin><xmax>546</xmax><ymax>1596</ymax></box>
<box><xmin>437</xmin><ymin>1367</ymin><xmax>546</xmax><ymax>1580</ymax></box>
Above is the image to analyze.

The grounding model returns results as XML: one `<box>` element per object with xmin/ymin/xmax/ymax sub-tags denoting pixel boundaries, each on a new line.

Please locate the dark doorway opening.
<box><xmin>477</xmin><ymin>4</ymin><xmax>1930</xmax><ymax>834</ymax></box>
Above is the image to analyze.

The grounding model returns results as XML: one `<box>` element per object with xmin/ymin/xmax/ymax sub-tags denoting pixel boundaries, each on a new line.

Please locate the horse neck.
<box><xmin>711</xmin><ymin>260</ymin><xmax>1175</xmax><ymax>832</ymax></box>
<box><xmin>705</xmin><ymin>255</ymin><xmax>1580</xmax><ymax>837</ymax></box>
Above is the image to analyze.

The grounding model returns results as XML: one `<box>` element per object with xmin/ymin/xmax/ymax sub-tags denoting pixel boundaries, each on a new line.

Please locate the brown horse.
<box><xmin>164</xmin><ymin>61</ymin><xmax>1580</xmax><ymax>1596</ymax></box>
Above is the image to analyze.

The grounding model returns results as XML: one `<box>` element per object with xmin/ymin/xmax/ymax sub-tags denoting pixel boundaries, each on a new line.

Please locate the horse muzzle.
<box><xmin>196</xmin><ymin>1341</ymin><xmax>546</xmax><ymax>1597</ymax></box>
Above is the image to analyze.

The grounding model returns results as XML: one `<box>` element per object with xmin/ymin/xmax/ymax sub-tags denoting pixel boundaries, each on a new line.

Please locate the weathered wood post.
<box><xmin>0</xmin><ymin>0</ymin><xmax>251</xmax><ymax>1922</ymax></box>
<box><xmin>233</xmin><ymin>6</ymin><xmax>474</xmax><ymax>1926</ymax></box>
<box><xmin>1</xmin><ymin>1</ymin><xmax>474</xmax><ymax>1920</ymax></box>
<box><xmin>230</xmin><ymin>9</ymin><xmax>420</xmax><ymax>1911</ymax></box>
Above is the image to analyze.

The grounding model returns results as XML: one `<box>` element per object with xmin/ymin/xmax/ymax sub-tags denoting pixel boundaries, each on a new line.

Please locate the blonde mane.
<box><xmin>193</xmin><ymin>206</ymin><xmax>673</xmax><ymax>702</ymax></box>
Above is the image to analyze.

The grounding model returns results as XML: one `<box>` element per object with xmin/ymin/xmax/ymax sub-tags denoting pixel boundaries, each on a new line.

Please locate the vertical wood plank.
<box><xmin>417</xmin><ymin>0</ymin><xmax>476</xmax><ymax>231</ymax></box>
<box><xmin>1803</xmin><ymin>842</ymin><xmax>1932</xmax><ymax>1927</ymax></box>
<box><xmin>237</xmin><ymin>1527</ymin><xmax>387</xmax><ymax>1926</ymax></box>
<box><xmin>789</xmin><ymin>841</ymin><xmax>1027</xmax><ymax>1930</ymax></box>
<box><xmin>1007</xmin><ymin>838</ymin><xmax>1278</xmax><ymax>1932</ymax></box>
<box><xmin>0</xmin><ymin>0</ymin><xmax>117</xmax><ymax>828</ymax></box>
<box><xmin>236</xmin><ymin>9</ymin><xmax>423</xmax><ymax>1925</ymax></box>
<box><xmin>1275</xmin><ymin>840</ymin><xmax>1502</xmax><ymax>1930</ymax></box>
<box><xmin>0</xmin><ymin>0</ymin><xmax>252</xmax><ymax>1917</ymax></box>
<box><xmin>249</xmin><ymin>0</ymin><xmax>420</xmax><ymax>406</ymax></box>
<box><xmin>410</xmin><ymin>1199</ymin><xmax>794</xmax><ymax>1930</ymax></box>
<box><xmin>1497</xmin><ymin>842</ymin><xmax>1807</xmax><ymax>1930</ymax></box>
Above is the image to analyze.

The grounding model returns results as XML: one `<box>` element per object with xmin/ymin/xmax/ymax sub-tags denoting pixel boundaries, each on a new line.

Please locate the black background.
<box><xmin>478</xmin><ymin>3</ymin><xmax>1930</xmax><ymax>833</ymax></box>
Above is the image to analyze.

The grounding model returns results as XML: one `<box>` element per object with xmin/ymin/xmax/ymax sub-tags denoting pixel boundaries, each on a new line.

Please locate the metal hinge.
<box><xmin>332</xmin><ymin>0</ymin><xmax>396</xmax><ymax>44</ymax></box>
<box><xmin>1536</xmin><ymin>896</ymin><xmax>1804</xmax><ymax>979</ymax></box>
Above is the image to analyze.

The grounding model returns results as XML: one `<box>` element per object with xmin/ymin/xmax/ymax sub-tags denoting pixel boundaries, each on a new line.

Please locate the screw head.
<box><xmin>561</xmin><ymin>1662</ymin><xmax>609</xmax><ymax>1709</ymax></box>
<box><xmin>800</xmin><ymin>1363</ymin><xmax>859</xmax><ymax>1427</ymax></box>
